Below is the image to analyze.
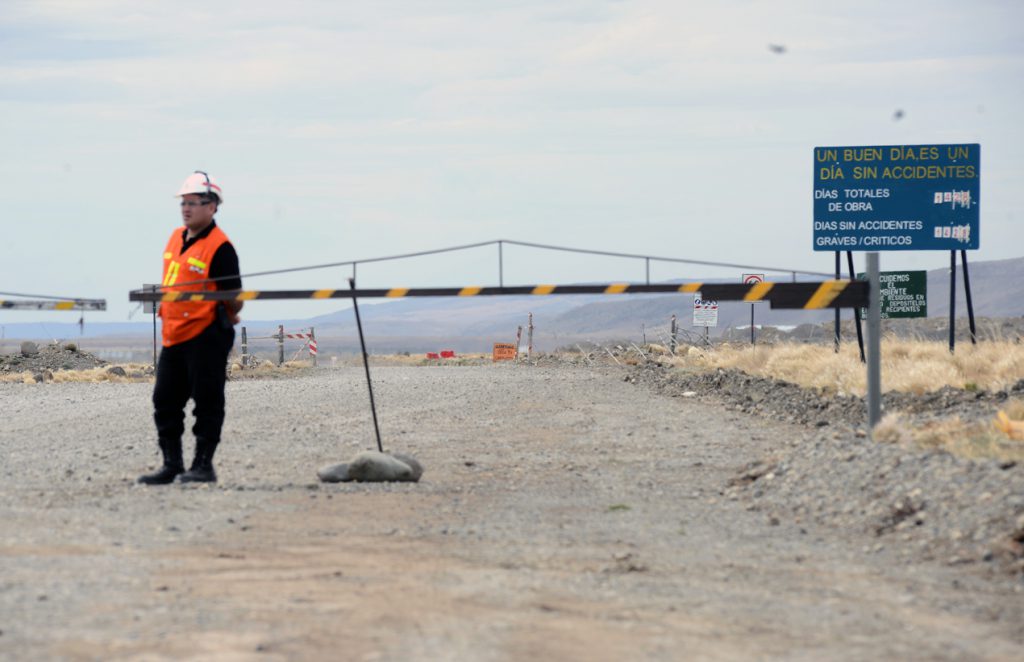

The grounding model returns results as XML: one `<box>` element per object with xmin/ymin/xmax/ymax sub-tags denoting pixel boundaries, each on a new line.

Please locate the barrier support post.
<box><xmin>277</xmin><ymin>324</ymin><xmax>284</xmax><ymax>366</ymax></box>
<box><xmin>349</xmin><ymin>278</ymin><xmax>384</xmax><ymax>453</ymax></box>
<box><xmin>670</xmin><ymin>314</ymin><xmax>677</xmax><ymax>354</ymax></box>
<box><xmin>150</xmin><ymin>284</ymin><xmax>158</xmax><ymax>370</ymax></box>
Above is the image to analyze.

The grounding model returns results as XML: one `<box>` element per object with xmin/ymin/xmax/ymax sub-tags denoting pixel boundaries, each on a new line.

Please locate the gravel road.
<box><xmin>1</xmin><ymin>363</ymin><xmax>1022</xmax><ymax>661</ymax></box>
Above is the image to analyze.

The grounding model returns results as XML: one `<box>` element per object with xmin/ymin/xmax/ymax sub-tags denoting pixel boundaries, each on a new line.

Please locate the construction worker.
<box><xmin>138</xmin><ymin>171</ymin><xmax>242</xmax><ymax>485</ymax></box>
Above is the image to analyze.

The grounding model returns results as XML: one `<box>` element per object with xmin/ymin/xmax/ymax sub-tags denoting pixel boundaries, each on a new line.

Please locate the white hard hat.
<box><xmin>176</xmin><ymin>171</ymin><xmax>223</xmax><ymax>204</ymax></box>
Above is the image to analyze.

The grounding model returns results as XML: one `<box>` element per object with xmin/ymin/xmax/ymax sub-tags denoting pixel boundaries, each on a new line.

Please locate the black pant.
<box><xmin>153</xmin><ymin>322</ymin><xmax>234</xmax><ymax>445</ymax></box>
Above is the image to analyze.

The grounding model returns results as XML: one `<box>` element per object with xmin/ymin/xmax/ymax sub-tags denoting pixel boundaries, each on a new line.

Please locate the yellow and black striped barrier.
<box><xmin>1</xmin><ymin>299</ymin><xmax>107</xmax><ymax>311</ymax></box>
<box><xmin>130</xmin><ymin>280</ymin><xmax>867</xmax><ymax>310</ymax></box>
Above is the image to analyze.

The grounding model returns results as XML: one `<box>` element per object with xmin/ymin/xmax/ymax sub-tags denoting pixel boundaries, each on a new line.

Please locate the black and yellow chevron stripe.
<box><xmin>1</xmin><ymin>299</ymin><xmax>107</xmax><ymax>311</ymax></box>
<box><xmin>130</xmin><ymin>280</ymin><xmax>868</xmax><ymax>310</ymax></box>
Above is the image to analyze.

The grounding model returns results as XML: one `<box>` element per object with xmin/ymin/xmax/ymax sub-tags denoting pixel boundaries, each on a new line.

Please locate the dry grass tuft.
<box><xmin>665</xmin><ymin>339</ymin><xmax>1024</xmax><ymax>461</ymax></box>
<box><xmin>871</xmin><ymin>413</ymin><xmax>911</xmax><ymax>445</ymax></box>
<box><xmin>1000</xmin><ymin>397</ymin><xmax>1024</xmax><ymax>420</ymax></box>
<box><xmin>0</xmin><ymin>364</ymin><xmax>153</xmax><ymax>384</ymax></box>
<box><xmin>228</xmin><ymin>359</ymin><xmax>314</xmax><ymax>379</ymax></box>
<box><xmin>873</xmin><ymin>411</ymin><xmax>1024</xmax><ymax>463</ymax></box>
<box><xmin>667</xmin><ymin>339</ymin><xmax>1024</xmax><ymax>397</ymax></box>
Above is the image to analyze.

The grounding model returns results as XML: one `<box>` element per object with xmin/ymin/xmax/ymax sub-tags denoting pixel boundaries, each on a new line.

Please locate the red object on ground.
<box><xmin>426</xmin><ymin>352</ymin><xmax>440</xmax><ymax>359</ymax></box>
<box><xmin>440</xmin><ymin>350</ymin><xmax>456</xmax><ymax>359</ymax></box>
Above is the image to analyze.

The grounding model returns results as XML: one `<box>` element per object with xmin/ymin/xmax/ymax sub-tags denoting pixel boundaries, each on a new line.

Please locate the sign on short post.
<box><xmin>742</xmin><ymin>274</ymin><xmax>765</xmax><ymax>344</ymax></box>
<box><xmin>856</xmin><ymin>270</ymin><xmax>927</xmax><ymax>319</ymax></box>
<box><xmin>492</xmin><ymin>342</ymin><xmax>517</xmax><ymax>362</ymax></box>
<box><xmin>692</xmin><ymin>295</ymin><xmax>718</xmax><ymax>328</ymax></box>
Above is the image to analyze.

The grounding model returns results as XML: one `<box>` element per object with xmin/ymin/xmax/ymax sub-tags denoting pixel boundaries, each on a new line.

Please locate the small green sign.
<box><xmin>857</xmin><ymin>270</ymin><xmax>927</xmax><ymax>319</ymax></box>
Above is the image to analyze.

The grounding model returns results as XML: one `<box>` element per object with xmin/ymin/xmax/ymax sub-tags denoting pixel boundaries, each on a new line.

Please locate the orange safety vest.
<box><xmin>159</xmin><ymin>224</ymin><xmax>232</xmax><ymax>347</ymax></box>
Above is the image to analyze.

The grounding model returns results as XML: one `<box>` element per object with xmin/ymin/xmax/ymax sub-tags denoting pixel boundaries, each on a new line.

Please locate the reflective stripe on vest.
<box><xmin>159</xmin><ymin>225</ymin><xmax>231</xmax><ymax>347</ymax></box>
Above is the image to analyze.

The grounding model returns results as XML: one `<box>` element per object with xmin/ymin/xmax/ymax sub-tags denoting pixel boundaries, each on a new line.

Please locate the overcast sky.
<box><xmin>2</xmin><ymin>0</ymin><xmax>1022</xmax><ymax>324</ymax></box>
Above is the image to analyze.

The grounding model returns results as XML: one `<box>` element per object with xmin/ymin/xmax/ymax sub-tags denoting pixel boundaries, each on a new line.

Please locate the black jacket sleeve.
<box><xmin>209</xmin><ymin>242</ymin><xmax>242</xmax><ymax>290</ymax></box>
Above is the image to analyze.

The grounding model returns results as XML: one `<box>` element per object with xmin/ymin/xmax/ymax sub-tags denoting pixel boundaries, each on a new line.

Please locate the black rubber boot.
<box><xmin>138</xmin><ymin>439</ymin><xmax>184</xmax><ymax>485</ymax></box>
<box><xmin>178</xmin><ymin>439</ymin><xmax>218</xmax><ymax>483</ymax></box>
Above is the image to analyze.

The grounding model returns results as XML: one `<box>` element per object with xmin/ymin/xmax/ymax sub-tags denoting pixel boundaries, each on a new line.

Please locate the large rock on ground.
<box><xmin>20</xmin><ymin>341</ymin><xmax>38</xmax><ymax>357</ymax></box>
<box><xmin>317</xmin><ymin>462</ymin><xmax>350</xmax><ymax>482</ymax></box>
<box><xmin>317</xmin><ymin>451</ymin><xmax>423</xmax><ymax>483</ymax></box>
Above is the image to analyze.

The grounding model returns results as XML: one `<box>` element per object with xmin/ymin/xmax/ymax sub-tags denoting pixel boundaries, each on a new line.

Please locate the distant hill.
<box><xmin>3</xmin><ymin>256</ymin><xmax>1021</xmax><ymax>354</ymax></box>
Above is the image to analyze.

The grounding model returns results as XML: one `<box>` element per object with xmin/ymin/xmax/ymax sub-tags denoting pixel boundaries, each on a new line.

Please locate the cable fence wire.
<box><xmin>152</xmin><ymin>238</ymin><xmax>835</xmax><ymax>290</ymax></box>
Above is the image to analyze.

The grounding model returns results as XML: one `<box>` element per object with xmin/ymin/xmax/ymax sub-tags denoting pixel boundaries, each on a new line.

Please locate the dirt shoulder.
<box><xmin>1</xmin><ymin>364</ymin><xmax>1021</xmax><ymax>660</ymax></box>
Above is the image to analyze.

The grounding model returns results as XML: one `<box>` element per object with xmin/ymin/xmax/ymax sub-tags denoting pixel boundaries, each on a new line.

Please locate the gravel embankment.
<box><xmin>630</xmin><ymin>362</ymin><xmax>1024</xmax><ymax>574</ymax></box>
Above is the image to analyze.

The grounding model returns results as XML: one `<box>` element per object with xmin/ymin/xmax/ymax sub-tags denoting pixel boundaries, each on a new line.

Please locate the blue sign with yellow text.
<box><xmin>813</xmin><ymin>144</ymin><xmax>979</xmax><ymax>251</ymax></box>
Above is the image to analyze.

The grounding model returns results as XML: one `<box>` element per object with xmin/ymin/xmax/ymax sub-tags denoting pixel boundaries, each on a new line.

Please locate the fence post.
<box><xmin>670</xmin><ymin>314</ymin><xmax>677</xmax><ymax>354</ymax></box>
<box><xmin>310</xmin><ymin>326</ymin><xmax>317</xmax><ymax>367</ymax></box>
<box><xmin>528</xmin><ymin>312</ymin><xmax>534</xmax><ymax>358</ymax></box>
<box><xmin>277</xmin><ymin>324</ymin><xmax>284</xmax><ymax>366</ymax></box>
<box><xmin>241</xmin><ymin>326</ymin><xmax>248</xmax><ymax>367</ymax></box>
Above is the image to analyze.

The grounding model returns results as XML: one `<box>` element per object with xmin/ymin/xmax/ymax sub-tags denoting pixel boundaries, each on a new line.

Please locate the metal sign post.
<box><xmin>834</xmin><ymin>253</ymin><xmax>841</xmax><ymax>353</ymax></box>
<box><xmin>846</xmin><ymin>252</ymin><xmax>866</xmax><ymax>363</ymax></box>
<box><xmin>741</xmin><ymin>274</ymin><xmax>765</xmax><ymax>345</ymax></box>
<box><xmin>866</xmin><ymin>253</ymin><xmax>882</xmax><ymax>432</ymax></box>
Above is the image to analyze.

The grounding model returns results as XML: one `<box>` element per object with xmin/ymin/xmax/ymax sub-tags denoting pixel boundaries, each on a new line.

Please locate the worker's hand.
<box><xmin>225</xmin><ymin>300</ymin><xmax>244</xmax><ymax>325</ymax></box>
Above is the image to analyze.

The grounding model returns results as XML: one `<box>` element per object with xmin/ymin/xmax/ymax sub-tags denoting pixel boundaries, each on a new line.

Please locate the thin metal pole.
<box><xmin>960</xmin><ymin>250</ymin><xmax>977</xmax><ymax>345</ymax></box>
<box><xmin>949</xmin><ymin>251</ymin><xmax>956</xmax><ymax>354</ymax></box>
<box><xmin>866</xmin><ymin>252</ymin><xmax>882</xmax><ymax>433</ymax></box>
<box><xmin>645</xmin><ymin>257</ymin><xmax>650</xmax><ymax>286</ymax></box>
<box><xmin>834</xmin><ymin>252</ymin><xmax>840</xmax><ymax>353</ymax></box>
<box><xmin>151</xmin><ymin>285</ymin><xmax>158</xmax><ymax>370</ymax></box>
<box><xmin>528</xmin><ymin>312</ymin><xmax>533</xmax><ymax>357</ymax></box>
<box><xmin>750</xmin><ymin>304</ymin><xmax>755</xmax><ymax>345</ymax></box>
<box><xmin>277</xmin><ymin>325</ymin><xmax>284</xmax><ymax>366</ymax></box>
<box><xmin>349</xmin><ymin>278</ymin><xmax>384</xmax><ymax>453</ymax></box>
<box><xmin>241</xmin><ymin>326</ymin><xmax>248</xmax><ymax>367</ymax></box>
<box><xmin>847</xmin><ymin>251</ymin><xmax>865</xmax><ymax>363</ymax></box>
<box><xmin>499</xmin><ymin>240</ymin><xmax>504</xmax><ymax>287</ymax></box>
